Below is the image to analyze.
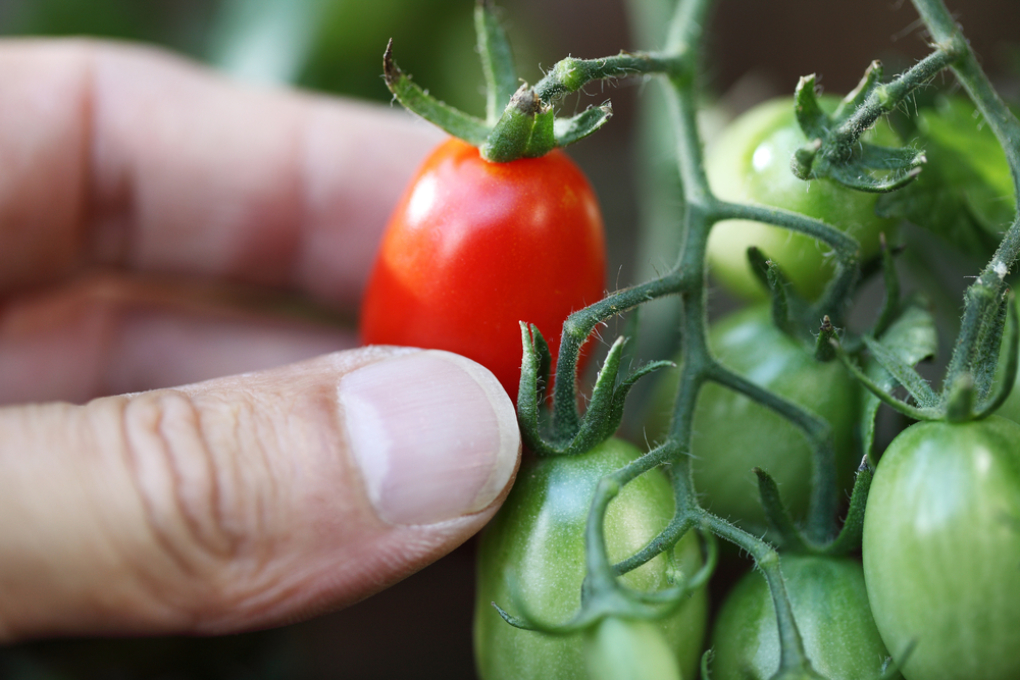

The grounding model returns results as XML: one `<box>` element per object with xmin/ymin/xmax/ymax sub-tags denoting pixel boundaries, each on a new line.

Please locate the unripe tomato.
<box><xmin>706</xmin><ymin>98</ymin><xmax>897</xmax><ymax>300</ymax></box>
<box><xmin>862</xmin><ymin>416</ymin><xmax>1020</xmax><ymax>680</ymax></box>
<box><xmin>360</xmin><ymin>137</ymin><xmax>606</xmax><ymax>398</ymax></box>
<box><xmin>474</xmin><ymin>438</ymin><xmax>707</xmax><ymax>680</ymax></box>
<box><xmin>643</xmin><ymin>306</ymin><xmax>859</xmax><ymax>531</ymax></box>
<box><xmin>584</xmin><ymin>617</ymin><xmax>681</xmax><ymax>680</ymax></box>
<box><xmin>709</xmin><ymin>555</ymin><xmax>897</xmax><ymax>680</ymax></box>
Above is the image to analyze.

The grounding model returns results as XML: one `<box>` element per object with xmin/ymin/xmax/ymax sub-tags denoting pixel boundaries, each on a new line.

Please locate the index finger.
<box><xmin>0</xmin><ymin>39</ymin><xmax>443</xmax><ymax>310</ymax></box>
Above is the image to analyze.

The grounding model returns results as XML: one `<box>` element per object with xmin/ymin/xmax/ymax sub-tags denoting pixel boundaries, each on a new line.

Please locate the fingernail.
<box><xmin>338</xmin><ymin>350</ymin><xmax>520</xmax><ymax>525</ymax></box>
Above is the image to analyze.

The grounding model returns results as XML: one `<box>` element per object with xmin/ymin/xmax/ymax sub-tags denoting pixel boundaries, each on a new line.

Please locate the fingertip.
<box><xmin>338</xmin><ymin>349</ymin><xmax>520</xmax><ymax>526</ymax></box>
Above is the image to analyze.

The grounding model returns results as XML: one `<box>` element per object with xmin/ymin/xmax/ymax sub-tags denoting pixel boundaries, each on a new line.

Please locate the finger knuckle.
<box><xmin>118</xmin><ymin>390</ymin><xmax>272</xmax><ymax>601</ymax></box>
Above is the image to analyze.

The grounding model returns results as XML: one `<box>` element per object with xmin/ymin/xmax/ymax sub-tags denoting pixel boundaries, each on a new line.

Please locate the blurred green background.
<box><xmin>0</xmin><ymin>0</ymin><xmax>1016</xmax><ymax>678</ymax></box>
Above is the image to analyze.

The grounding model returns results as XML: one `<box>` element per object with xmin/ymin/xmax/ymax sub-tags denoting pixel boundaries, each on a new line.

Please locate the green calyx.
<box><xmin>792</xmin><ymin>68</ymin><xmax>926</xmax><ymax>192</ymax></box>
<box><xmin>381</xmin><ymin>0</ymin><xmax>612</xmax><ymax>162</ymax></box>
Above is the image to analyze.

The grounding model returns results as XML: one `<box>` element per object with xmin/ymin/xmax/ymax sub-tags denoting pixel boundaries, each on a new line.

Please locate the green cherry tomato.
<box><xmin>706</xmin><ymin>97</ymin><xmax>897</xmax><ymax>300</ymax></box>
<box><xmin>474</xmin><ymin>438</ymin><xmax>708</xmax><ymax>680</ymax></box>
<box><xmin>643</xmin><ymin>306</ymin><xmax>859</xmax><ymax>530</ymax></box>
<box><xmin>584</xmin><ymin>617</ymin><xmax>682</xmax><ymax>680</ymax></box>
<box><xmin>360</xmin><ymin>137</ymin><xmax>606</xmax><ymax>399</ymax></box>
<box><xmin>709</xmin><ymin>555</ymin><xmax>898</xmax><ymax>680</ymax></box>
<box><xmin>862</xmin><ymin>416</ymin><xmax>1020</xmax><ymax>680</ymax></box>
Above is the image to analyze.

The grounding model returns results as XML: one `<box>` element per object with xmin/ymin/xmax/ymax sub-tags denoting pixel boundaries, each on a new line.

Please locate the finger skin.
<box><xmin>0</xmin><ymin>39</ymin><xmax>443</xmax><ymax>309</ymax></box>
<box><xmin>0</xmin><ymin>38</ymin><xmax>444</xmax><ymax>402</ymax></box>
<box><xmin>0</xmin><ymin>347</ymin><xmax>519</xmax><ymax>640</ymax></box>
<box><xmin>0</xmin><ymin>273</ymin><xmax>356</xmax><ymax>405</ymax></box>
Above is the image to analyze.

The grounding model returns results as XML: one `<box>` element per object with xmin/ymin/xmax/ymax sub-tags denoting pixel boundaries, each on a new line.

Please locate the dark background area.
<box><xmin>0</xmin><ymin>1</ymin><xmax>1016</xmax><ymax>678</ymax></box>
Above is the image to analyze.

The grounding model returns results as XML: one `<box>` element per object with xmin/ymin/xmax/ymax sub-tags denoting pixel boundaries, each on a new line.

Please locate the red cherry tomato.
<box><xmin>360</xmin><ymin>137</ymin><xmax>607</xmax><ymax>398</ymax></box>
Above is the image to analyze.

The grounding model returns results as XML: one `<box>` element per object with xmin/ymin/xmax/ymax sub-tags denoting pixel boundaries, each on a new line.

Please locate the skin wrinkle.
<box><xmin>160</xmin><ymin>392</ymin><xmax>235</xmax><ymax>561</ymax></box>
<box><xmin>120</xmin><ymin>394</ymin><xmax>203</xmax><ymax>583</ymax></box>
<box><xmin>218</xmin><ymin>390</ymin><xmax>286</xmax><ymax>604</ymax></box>
<box><xmin>116</xmin><ymin>389</ymin><xmax>273</xmax><ymax>624</ymax></box>
<box><xmin>107</xmin><ymin>395</ymin><xmax>202</xmax><ymax>629</ymax></box>
<box><xmin>0</xmin><ymin>349</ymin><xmax>517</xmax><ymax>638</ymax></box>
<box><xmin>70</xmin><ymin>400</ymin><xmax>172</xmax><ymax>631</ymax></box>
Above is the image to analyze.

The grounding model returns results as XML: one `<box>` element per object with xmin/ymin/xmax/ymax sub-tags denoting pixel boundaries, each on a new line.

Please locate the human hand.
<box><xmin>0</xmin><ymin>40</ymin><xmax>520</xmax><ymax>640</ymax></box>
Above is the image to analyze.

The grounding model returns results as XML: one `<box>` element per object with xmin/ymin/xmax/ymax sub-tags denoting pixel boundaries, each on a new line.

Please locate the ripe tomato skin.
<box><xmin>862</xmin><ymin>416</ymin><xmax>1020</xmax><ymax>680</ymax></box>
<box><xmin>705</xmin><ymin>98</ymin><xmax>897</xmax><ymax>300</ymax></box>
<box><xmin>709</xmin><ymin>555</ymin><xmax>897</xmax><ymax>680</ymax></box>
<box><xmin>359</xmin><ymin>137</ymin><xmax>606</xmax><ymax>397</ymax></box>
<box><xmin>474</xmin><ymin>439</ymin><xmax>708</xmax><ymax>680</ymax></box>
<box><xmin>643</xmin><ymin>306</ymin><xmax>860</xmax><ymax>531</ymax></box>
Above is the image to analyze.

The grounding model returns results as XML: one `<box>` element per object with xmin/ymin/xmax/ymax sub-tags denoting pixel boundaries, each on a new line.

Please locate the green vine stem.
<box><xmin>703</xmin><ymin>515</ymin><xmax>823</xmax><ymax>679</ymax></box>
<box><xmin>525</xmin><ymin>0</ymin><xmax>834</xmax><ymax>665</ymax></box>
<box><xmin>503</xmin><ymin>0</ymin><xmax>1020</xmax><ymax>674</ymax></box>
<box><xmin>909</xmin><ymin>0</ymin><xmax>1020</xmax><ymax>397</ymax></box>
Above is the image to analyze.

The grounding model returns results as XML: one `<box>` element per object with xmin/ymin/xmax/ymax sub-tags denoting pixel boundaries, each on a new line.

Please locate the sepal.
<box><xmin>792</xmin><ymin>72</ymin><xmax>925</xmax><ymax>193</ymax></box>
<box><xmin>382</xmin><ymin>40</ymin><xmax>489</xmax><ymax>145</ymax></box>
<box><xmin>554</xmin><ymin>103</ymin><xmax>614</xmax><ymax>147</ymax></box>
<box><xmin>518</xmin><ymin>325</ymin><xmax>672</xmax><ymax>457</ymax></box>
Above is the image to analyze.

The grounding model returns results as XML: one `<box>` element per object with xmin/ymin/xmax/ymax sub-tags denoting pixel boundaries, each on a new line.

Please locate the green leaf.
<box><xmin>793</xmin><ymin>66</ymin><xmax>925</xmax><ymax>192</ymax></box>
<box><xmin>858</xmin><ymin>303</ymin><xmax>939</xmax><ymax>462</ymax></box>
<box><xmin>874</xmin><ymin>303</ymin><xmax>938</xmax><ymax>368</ymax></box>
<box><xmin>875</xmin><ymin>97</ymin><xmax>1015</xmax><ymax>258</ymax></box>
<box><xmin>753</xmin><ymin>468</ymin><xmax>810</xmax><ymax>553</ymax></box>
<box><xmin>824</xmin><ymin>158</ymin><xmax>922</xmax><ymax>193</ymax></box>
<box><xmin>863</xmin><ymin>336</ymin><xmax>938</xmax><ymax>408</ymax></box>
<box><xmin>517</xmin><ymin>323</ymin><xmax>559</xmax><ymax>457</ymax></box>
<box><xmin>972</xmin><ymin>293</ymin><xmax>1010</xmax><ymax>402</ymax></box>
<box><xmin>855</xmin><ymin>142</ymin><xmax>925</xmax><ymax>172</ymax></box>
<box><xmin>793</xmin><ymin>75</ymin><xmax>828</xmax><ymax>139</ymax></box>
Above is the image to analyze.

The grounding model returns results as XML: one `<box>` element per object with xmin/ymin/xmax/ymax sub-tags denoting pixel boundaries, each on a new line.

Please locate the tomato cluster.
<box><xmin>643</xmin><ymin>305</ymin><xmax>859</xmax><ymax>533</ymax></box>
<box><xmin>359</xmin><ymin>5</ymin><xmax>1020</xmax><ymax>677</ymax></box>
<box><xmin>474</xmin><ymin>440</ymin><xmax>707</xmax><ymax>680</ymax></box>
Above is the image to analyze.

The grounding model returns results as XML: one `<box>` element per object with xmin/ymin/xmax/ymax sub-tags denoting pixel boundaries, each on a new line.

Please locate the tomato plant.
<box><xmin>644</xmin><ymin>305</ymin><xmax>859</xmax><ymax>530</ymax></box>
<box><xmin>709</xmin><ymin>555</ymin><xmax>897</xmax><ymax>680</ymax></box>
<box><xmin>705</xmin><ymin>97</ymin><xmax>898</xmax><ymax>300</ymax></box>
<box><xmin>473</xmin><ymin>439</ymin><xmax>708</xmax><ymax>680</ymax></box>
<box><xmin>862</xmin><ymin>416</ymin><xmax>1020</xmax><ymax>680</ymax></box>
<box><xmin>360</xmin><ymin>136</ymin><xmax>606</xmax><ymax>398</ymax></box>
<box><xmin>366</xmin><ymin>4</ymin><xmax>1020</xmax><ymax>680</ymax></box>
